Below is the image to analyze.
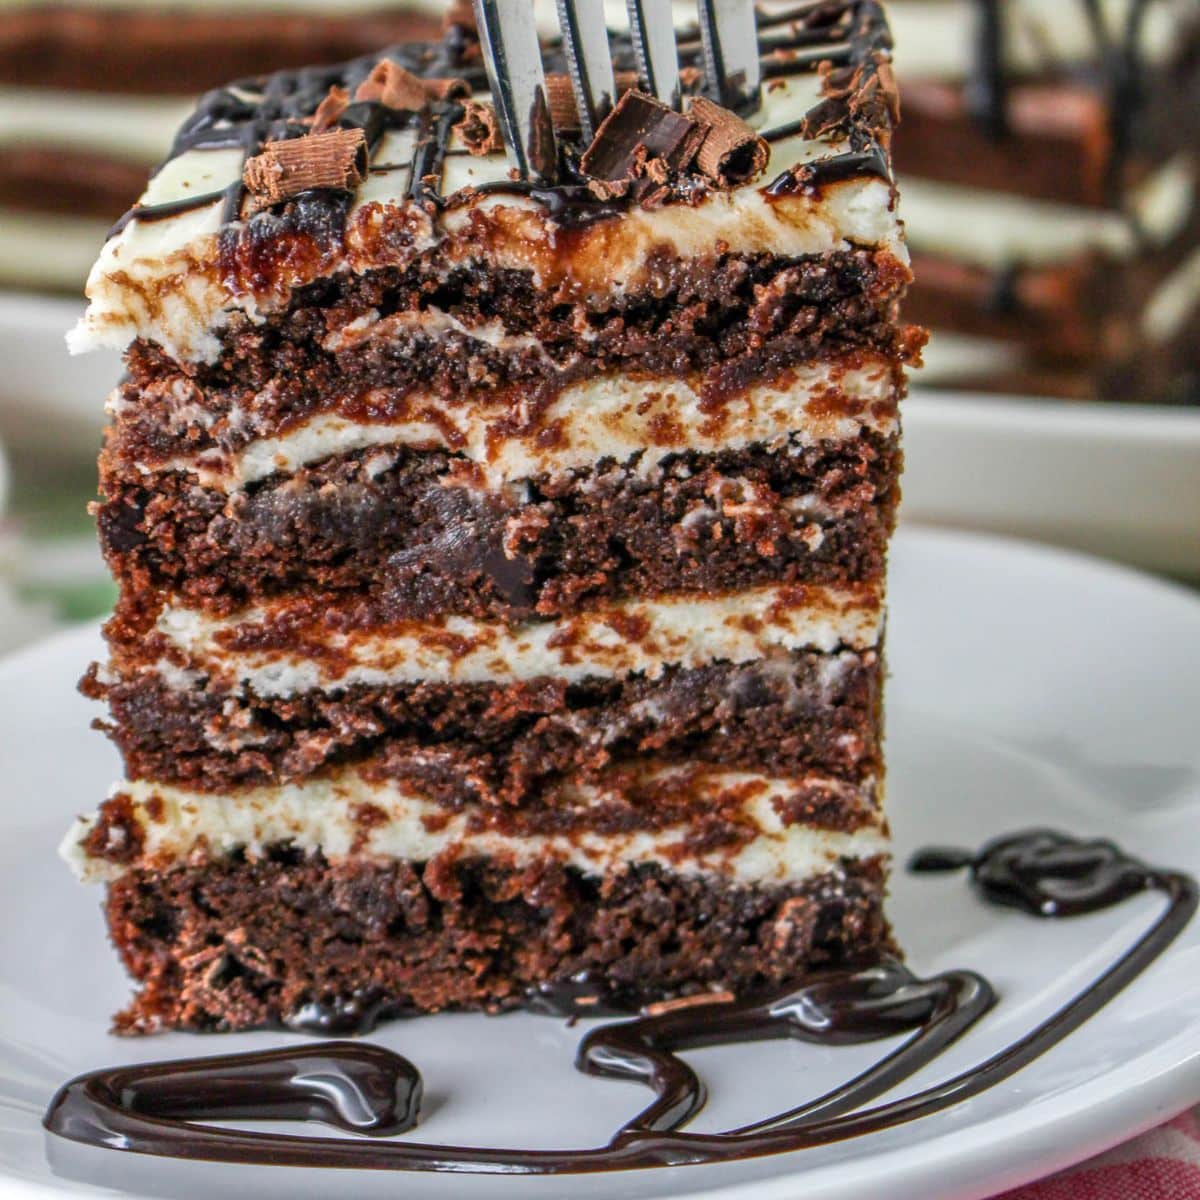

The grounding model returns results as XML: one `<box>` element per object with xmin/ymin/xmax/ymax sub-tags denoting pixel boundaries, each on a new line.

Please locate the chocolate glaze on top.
<box><xmin>43</xmin><ymin>829</ymin><xmax>1196</xmax><ymax>1175</ymax></box>
<box><xmin>104</xmin><ymin>1</ymin><xmax>896</xmax><ymax>239</ymax></box>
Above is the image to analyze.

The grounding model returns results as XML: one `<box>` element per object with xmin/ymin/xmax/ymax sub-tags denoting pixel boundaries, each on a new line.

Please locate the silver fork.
<box><xmin>471</xmin><ymin>0</ymin><xmax>761</xmax><ymax>180</ymax></box>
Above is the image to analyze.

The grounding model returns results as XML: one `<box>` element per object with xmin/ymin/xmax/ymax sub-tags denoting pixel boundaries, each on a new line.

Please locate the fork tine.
<box><xmin>556</xmin><ymin>0</ymin><xmax>618</xmax><ymax>143</ymax></box>
<box><xmin>697</xmin><ymin>0</ymin><xmax>762</xmax><ymax>111</ymax></box>
<box><xmin>625</xmin><ymin>0</ymin><xmax>682</xmax><ymax>109</ymax></box>
<box><xmin>472</xmin><ymin>0</ymin><xmax>558</xmax><ymax>182</ymax></box>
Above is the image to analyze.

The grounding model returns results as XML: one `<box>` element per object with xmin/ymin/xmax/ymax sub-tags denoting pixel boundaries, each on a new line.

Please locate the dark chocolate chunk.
<box><xmin>580</xmin><ymin>89</ymin><xmax>706</xmax><ymax>181</ymax></box>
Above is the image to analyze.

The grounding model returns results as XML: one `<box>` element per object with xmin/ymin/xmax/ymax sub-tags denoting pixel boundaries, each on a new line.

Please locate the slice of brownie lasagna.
<box><xmin>62</xmin><ymin>1</ymin><xmax>921</xmax><ymax>1033</ymax></box>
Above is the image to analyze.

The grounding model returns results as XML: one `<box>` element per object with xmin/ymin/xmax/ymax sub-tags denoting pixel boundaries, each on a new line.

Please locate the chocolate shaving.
<box><xmin>586</xmin><ymin>176</ymin><xmax>631</xmax><ymax>201</ymax></box>
<box><xmin>355</xmin><ymin>59</ymin><xmax>427</xmax><ymax>109</ymax></box>
<box><xmin>580</xmin><ymin>88</ymin><xmax>706</xmax><ymax>182</ymax></box>
<box><xmin>688</xmin><ymin>96</ymin><xmax>769</xmax><ymax>188</ymax></box>
<box><xmin>546</xmin><ymin>71</ymin><xmax>641</xmax><ymax>133</ymax></box>
<box><xmin>353</xmin><ymin>59</ymin><xmax>471</xmax><ymax>110</ymax></box>
<box><xmin>872</xmin><ymin>58</ymin><xmax>902</xmax><ymax>126</ymax></box>
<box><xmin>425</xmin><ymin>76</ymin><xmax>473</xmax><ymax>102</ymax></box>
<box><xmin>801</xmin><ymin>54</ymin><xmax>900</xmax><ymax>149</ymax></box>
<box><xmin>454</xmin><ymin>99</ymin><xmax>503</xmax><ymax>156</ymax></box>
<box><xmin>545</xmin><ymin>74</ymin><xmax>580</xmax><ymax>133</ymax></box>
<box><xmin>308</xmin><ymin>85</ymin><xmax>349</xmax><ymax>133</ymax></box>
<box><xmin>242</xmin><ymin>128</ymin><xmax>367</xmax><ymax>211</ymax></box>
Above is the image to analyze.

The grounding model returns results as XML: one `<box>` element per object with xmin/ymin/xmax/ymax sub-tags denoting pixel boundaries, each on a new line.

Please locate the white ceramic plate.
<box><xmin>904</xmin><ymin>388</ymin><xmax>1200</xmax><ymax>578</ymax></box>
<box><xmin>0</xmin><ymin>527</ymin><xmax>1198</xmax><ymax>1200</ymax></box>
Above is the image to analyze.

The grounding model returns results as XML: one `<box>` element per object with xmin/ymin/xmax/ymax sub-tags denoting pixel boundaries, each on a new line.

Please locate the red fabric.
<box><xmin>1000</xmin><ymin>1110</ymin><xmax>1200</xmax><ymax>1199</ymax></box>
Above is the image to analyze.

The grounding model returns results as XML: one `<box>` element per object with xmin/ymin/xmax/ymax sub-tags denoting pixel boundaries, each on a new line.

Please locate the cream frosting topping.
<box><xmin>68</xmin><ymin>70</ymin><xmax>905</xmax><ymax>362</ymax></box>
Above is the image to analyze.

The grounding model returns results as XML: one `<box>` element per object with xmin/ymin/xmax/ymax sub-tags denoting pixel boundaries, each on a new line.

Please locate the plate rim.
<box><xmin>2</xmin><ymin>525</ymin><xmax>1199</xmax><ymax>1200</ymax></box>
<box><xmin>907</xmin><ymin>387</ymin><xmax>1200</xmax><ymax>444</ymax></box>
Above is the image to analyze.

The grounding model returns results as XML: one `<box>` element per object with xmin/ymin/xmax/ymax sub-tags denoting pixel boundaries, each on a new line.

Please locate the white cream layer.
<box><xmin>881</xmin><ymin>0</ymin><xmax>1190</xmax><ymax>81</ymax></box>
<box><xmin>1143</xmin><ymin>245</ymin><xmax>1200</xmax><ymax>343</ymax></box>
<box><xmin>153</xmin><ymin>583</ymin><xmax>882</xmax><ymax>695</ymax></box>
<box><xmin>901</xmin><ymin>154</ymin><xmax>1197</xmax><ymax>271</ymax></box>
<box><xmin>70</xmin><ymin>73</ymin><xmax>904</xmax><ymax>362</ymax></box>
<box><xmin>0</xmin><ymin>87</ymin><xmax>190</xmax><ymax>163</ymax></box>
<box><xmin>161</xmin><ymin>358</ymin><xmax>899</xmax><ymax>490</ymax></box>
<box><xmin>62</xmin><ymin>767</ymin><xmax>888</xmax><ymax>888</ymax></box>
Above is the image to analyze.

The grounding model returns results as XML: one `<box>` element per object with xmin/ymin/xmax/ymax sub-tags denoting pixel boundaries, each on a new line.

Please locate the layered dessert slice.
<box><xmin>884</xmin><ymin>0</ymin><xmax>1200</xmax><ymax>402</ymax></box>
<box><xmin>62</xmin><ymin>2</ymin><xmax>920</xmax><ymax>1033</ymax></box>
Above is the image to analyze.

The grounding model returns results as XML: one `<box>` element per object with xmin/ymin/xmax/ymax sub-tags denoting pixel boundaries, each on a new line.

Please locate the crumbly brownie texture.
<box><xmin>98</xmin><ymin>437</ymin><xmax>900</xmax><ymax>621</ymax></box>
<box><xmin>104</xmin><ymin>250</ymin><xmax>912</xmax><ymax>472</ymax></box>
<box><xmin>106</xmin><ymin>853</ymin><xmax>891</xmax><ymax>1034</ymax></box>
<box><xmin>67</xmin><ymin>3</ymin><xmax>912</xmax><ymax>1033</ymax></box>
<box><xmin>85</xmin><ymin>648</ymin><xmax>882</xmax><ymax>798</ymax></box>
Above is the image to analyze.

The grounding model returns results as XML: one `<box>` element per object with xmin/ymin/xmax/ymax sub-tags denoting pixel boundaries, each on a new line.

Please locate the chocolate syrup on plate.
<box><xmin>44</xmin><ymin>829</ymin><xmax>1196</xmax><ymax>1175</ymax></box>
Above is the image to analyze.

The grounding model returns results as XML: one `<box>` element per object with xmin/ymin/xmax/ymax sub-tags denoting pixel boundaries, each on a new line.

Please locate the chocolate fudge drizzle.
<box><xmin>44</xmin><ymin>829</ymin><xmax>1196</xmax><ymax>1175</ymax></box>
<box><xmin>102</xmin><ymin>0</ymin><xmax>895</xmax><ymax>240</ymax></box>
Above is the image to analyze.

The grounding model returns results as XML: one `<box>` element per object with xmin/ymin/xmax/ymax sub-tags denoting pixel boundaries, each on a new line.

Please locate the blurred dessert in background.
<box><xmin>886</xmin><ymin>0</ymin><xmax>1200</xmax><ymax>404</ymax></box>
<box><xmin>0</xmin><ymin>0</ymin><xmax>444</xmax><ymax>292</ymax></box>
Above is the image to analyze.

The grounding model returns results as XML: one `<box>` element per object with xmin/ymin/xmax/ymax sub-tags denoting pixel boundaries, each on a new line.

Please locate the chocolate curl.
<box><xmin>426</xmin><ymin>76</ymin><xmax>473</xmax><ymax>101</ymax></box>
<box><xmin>872</xmin><ymin>58</ymin><xmax>902</xmax><ymax>126</ymax></box>
<box><xmin>547</xmin><ymin>70</ymin><xmax>641</xmax><ymax>134</ymax></box>
<box><xmin>308</xmin><ymin>85</ymin><xmax>349</xmax><ymax>133</ymax></box>
<box><xmin>454</xmin><ymin>99</ymin><xmax>504</xmax><ymax>156</ymax></box>
<box><xmin>688</xmin><ymin>96</ymin><xmax>769</xmax><ymax>188</ymax></box>
<box><xmin>355</xmin><ymin>59</ymin><xmax>427</xmax><ymax>108</ymax></box>
<box><xmin>354</xmin><ymin>59</ymin><xmax>472</xmax><ymax>110</ymax></box>
<box><xmin>242</xmin><ymin>128</ymin><xmax>367</xmax><ymax>210</ymax></box>
<box><xmin>580</xmin><ymin>88</ymin><xmax>706</xmax><ymax>181</ymax></box>
<box><xmin>545</xmin><ymin>73</ymin><xmax>580</xmax><ymax>132</ymax></box>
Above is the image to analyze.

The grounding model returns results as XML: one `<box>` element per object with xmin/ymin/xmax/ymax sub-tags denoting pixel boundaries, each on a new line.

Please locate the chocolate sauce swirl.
<box><xmin>44</xmin><ymin>829</ymin><xmax>1196</xmax><ymax>1176</ymax></box>
<box><xmin>909</xmin><ymin>828</ymin><xmax>1161</xmax><ymax>916</ymax></box>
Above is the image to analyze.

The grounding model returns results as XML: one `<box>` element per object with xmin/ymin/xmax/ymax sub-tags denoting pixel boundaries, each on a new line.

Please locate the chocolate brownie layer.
<box><xmin>104</xmin><ymin>851</ymin><xmax>891</xmax><ymax>1033</ymax></box>
<box><xmin>107</xmin><ymin>251</ymin><xmax>915</xmax><ymax>470</ymax></box>
<box><xmin>0</xmin><ymin>8</ymin><xmax>443</xmax><ymax>96</ymax></box>
<box><xmin>0</xmin><ymin>146</ymin><xmax>144</xmax><ymax>221</ymax></box>
<box><xmin>896</xmin><ymin>52</ymin><xmax>1200</xmax><ymax>210</ymax></box>
<box><xmin>98</xmin><ymin>436</ymin><xmax>900</xmax><ymax>622</ymax></box>
<box><xmin>85</xmin><ymin>648</ymin><xmax>882</xmax><ymax>799</ymax></box>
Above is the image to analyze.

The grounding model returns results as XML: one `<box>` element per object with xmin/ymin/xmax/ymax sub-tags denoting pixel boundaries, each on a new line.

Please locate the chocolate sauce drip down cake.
<box><xmin>61</xmin><ymin>2</ymin><xmax>922</xmax><ymax>1033</ymax></box>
